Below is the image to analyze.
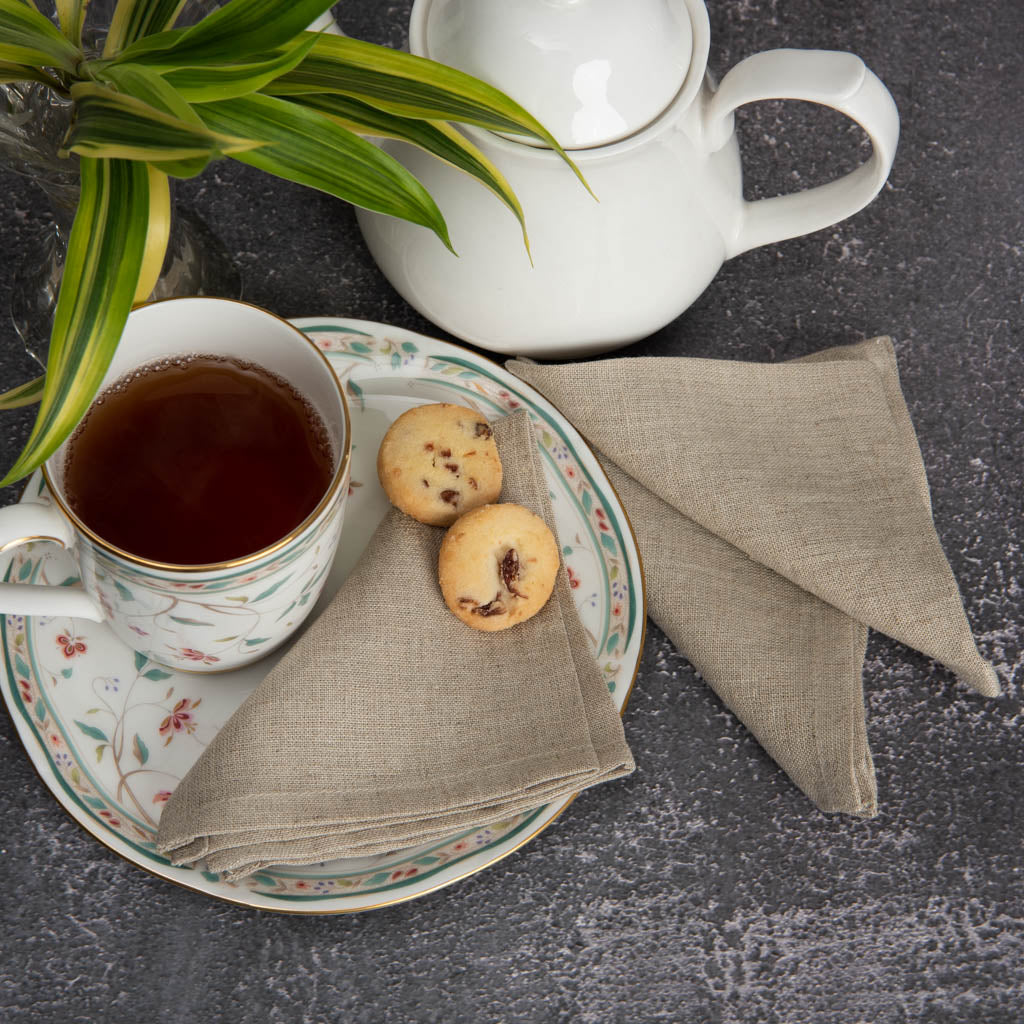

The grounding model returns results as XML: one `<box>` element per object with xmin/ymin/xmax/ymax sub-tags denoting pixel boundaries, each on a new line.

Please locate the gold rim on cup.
<box><xmin>41</xmin><ymin>296</ymin><xmax>353</xmax><ymax>575</ymax></box>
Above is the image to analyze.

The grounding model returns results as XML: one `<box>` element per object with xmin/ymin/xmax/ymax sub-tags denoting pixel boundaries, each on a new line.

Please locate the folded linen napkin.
<box><xmin>156</xmin><ymin>411</ymin><xmax>634</xmax><ymax>880</ymax></box>
<box><xmin>508</xmin><ymin>337</ymin><xmax>998</xmax><ymax>817</ymax></box>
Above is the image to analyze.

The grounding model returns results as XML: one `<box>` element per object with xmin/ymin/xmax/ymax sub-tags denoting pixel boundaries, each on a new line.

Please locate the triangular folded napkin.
<box><xmin>509</xmin><ymin>337</ymin><xmax>998</xmax><ymax>817</ymax></box>
<box><xmin>156</xmin><ymin>412</ymin><xmax>634</xmax><ymax>880</ymax></box>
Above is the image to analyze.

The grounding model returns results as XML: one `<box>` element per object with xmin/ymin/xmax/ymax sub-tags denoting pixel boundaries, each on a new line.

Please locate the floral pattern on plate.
<box><xmin>1</xmin><ymin>319</ymin><xmax>645</xmax><ymax>912</ymax></box>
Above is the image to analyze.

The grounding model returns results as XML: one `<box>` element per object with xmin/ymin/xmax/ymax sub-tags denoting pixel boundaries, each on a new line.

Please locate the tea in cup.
<box><xmin>0</xmin><ymin>297</ymin><xmax>351</xmax><ymax>672</ymax></box>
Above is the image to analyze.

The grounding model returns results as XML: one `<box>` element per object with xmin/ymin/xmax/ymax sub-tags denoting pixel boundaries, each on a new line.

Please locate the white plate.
<box><xmin>1</xmin><ymin>319</ymin><xmax>645</xmax><ymax>913</ymax></box>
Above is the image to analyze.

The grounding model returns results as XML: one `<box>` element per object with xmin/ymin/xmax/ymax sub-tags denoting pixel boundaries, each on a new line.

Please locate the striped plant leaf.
<box><xmin>97</xmin><ymin>61</ymin><xmax>202</xmax><ymax>123</ymax></box>
<box><xmin>55</xmin><ymin>0</ymin><xmax>89</xmax><ymax>47</ymax></box>
<box><xmin>265</xmin><ymin>34</ymin><xmax>588</xmax><ymax>193</ymax></box>
<box><xmin>0</xmin><ymin>60</ymin><xmax>62</xmax><ymax>87</ymax></box>
<box><xmin>95</xmin><ymin>62</ymin><xmax>212</xmax><ymax>176</ymax></box>
<box><xmin>198</xmin><ymin>93</ymin><xmax>453</xmax><ymax>250</ymax></box>
<box><xmin>103</xmin><ymin>0</ymin><xmax>187</xmax><ymax>57</ymax></box>
<box><xmin>65</xmin><ymin>81</ymin><xmax>263</xmax><ymax>163</ymax></box>
<box><xmin>0</xmin><ymin>375</ymin><xmax>44</xmax><ymax>410</ymax></box>
<box><xmin>0</xmin><ymin>158</ymin><xmax>150</xmax><ymax>487</ymax></box>
<box><xmin>293</xmin><ymin>92</ymin><xmax>529</xmax><ymax>252</ymax></box>
<box><xmin>161</xmin><ymin>37</ymin><xmax>318</xmax><ymax>103</ymax></box>
<box><xmin>134</xmin><ymin>165</ymin><xmax>171</xmax><ymax>303</ymax></box>
<box><xmin>0</xmin><ymin>0</ymin><xmax>83</xmax><ymax>71</ymax></box>
<box><xmin>114</xmin><ymin>0</ymin><xmax>336</xmax><ymax>66</ymax></box>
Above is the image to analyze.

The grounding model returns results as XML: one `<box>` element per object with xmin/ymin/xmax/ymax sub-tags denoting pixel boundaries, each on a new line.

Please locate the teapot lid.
<box><xmin>412</xmin><ymin>0</ymin><xmax>693</xmax><ymax>150</ymax></box>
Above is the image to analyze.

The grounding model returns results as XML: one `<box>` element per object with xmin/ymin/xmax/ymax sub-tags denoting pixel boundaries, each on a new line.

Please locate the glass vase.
<box><xmin>0</xmin><ymin>79</ymin><xmax>242</xmax><ymax>371</ymax></box>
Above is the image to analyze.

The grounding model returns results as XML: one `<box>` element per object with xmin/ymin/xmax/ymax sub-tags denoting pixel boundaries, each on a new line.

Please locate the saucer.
<box><xmin>1</xmin><ymin>319</ymin><xmax>645</xmax><ymax>913</ymax></box>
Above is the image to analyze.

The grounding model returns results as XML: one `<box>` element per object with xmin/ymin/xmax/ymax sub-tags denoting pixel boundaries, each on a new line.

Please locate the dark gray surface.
<box><xmin>1</xmin><ymin>2</ymin><xmax>1021</xmax><ymax>1021</ymax></box>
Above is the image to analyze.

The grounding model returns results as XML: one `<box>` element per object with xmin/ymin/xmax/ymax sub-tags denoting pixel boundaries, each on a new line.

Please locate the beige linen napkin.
<box><xmin>509</xmin><ymin>337</ymin><xmax>998</xmax><ymax>817</ymax></box>
<box><xmin>156</xmin><ymin>411</ymin><xmax>634</xmax><ymax>880</ymax></box>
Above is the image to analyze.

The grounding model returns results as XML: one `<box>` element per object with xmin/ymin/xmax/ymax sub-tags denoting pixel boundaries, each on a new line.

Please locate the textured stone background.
<box><xmin>1</xmin><ymin>1</ymin><xmax>1021</xmax><ymax>1021</ymax></box>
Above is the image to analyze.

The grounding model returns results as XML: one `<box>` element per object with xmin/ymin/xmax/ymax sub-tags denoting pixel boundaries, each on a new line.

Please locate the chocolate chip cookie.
<box><xmin>438</xmin><ymin>503</ymin><xmax>559</xmax><ymax>631</ymax></box>
<box><xmin>377</xmin><ymin>403</ymin><xmax>503</xmax><ymax>526</ymax></box>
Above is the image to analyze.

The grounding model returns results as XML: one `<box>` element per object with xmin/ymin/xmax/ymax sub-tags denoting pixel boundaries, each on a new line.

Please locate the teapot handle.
<box><xmin>704</xmin><ymin>50</ymin><xmax>899</xmax><ymax>258</ymax></box>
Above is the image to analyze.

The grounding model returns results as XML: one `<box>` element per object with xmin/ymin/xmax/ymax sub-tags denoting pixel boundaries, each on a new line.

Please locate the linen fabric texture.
<box><xmin>156</xmin><ymin>411</ymin><xmax>634</xmax><ymax>880</ymax></box>
<box><xmin>508</xmin><ymin>337</ymin><xmax>998</xmax><ymax>817</ymax></box>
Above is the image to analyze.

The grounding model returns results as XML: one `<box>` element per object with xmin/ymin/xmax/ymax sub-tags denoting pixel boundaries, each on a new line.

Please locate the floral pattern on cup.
<box><xmin>76</xmin><ymin>487</ymin><xmax>347</xmax><ymax>671</ymax></box>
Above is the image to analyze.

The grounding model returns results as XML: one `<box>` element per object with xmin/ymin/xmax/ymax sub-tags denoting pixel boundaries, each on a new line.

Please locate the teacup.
<box><xmin>0</xmin><ymin>297</ymin><xmax>351</xmax><ymax>673</ymax></box>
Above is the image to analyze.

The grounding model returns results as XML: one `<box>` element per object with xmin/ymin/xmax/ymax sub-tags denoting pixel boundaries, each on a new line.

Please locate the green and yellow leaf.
<box><xmin>94</xmin><ymin>62</ymin><xmax>213</xmax><ymax>176</ymax></box>
<box><xmin>134</xmin><ymin>165</ymin><xmax>171</xmax><ymax>303</ymax></box>
<box><xmin>96</xmin><ymin>61</ymin><xmax>201</xmax><ymax>123</ymax></box>
<box><xmin>65</xmin><ymin>81</ymin><xmax>263</xmax><ymax>164</ymax></box>
<box><xmin>198</xmin><ymin>93</ymin><xmax>453</xmax><ymax>250</ymax></box>
<box><xmin>266</xmin><ymin>34</ymin><xmax>589</xmax><ymax>193</ymax></box>
<box><xmin>0</xmin><ymin>158</ymin><xmax>150</xmax><ymax>486</ymax></box>
<box><xmin>55</xmin><ymin>0</ymin><xmax>89</xmax><ymax>47</ymax></box>
<box><xmin>0</xmin><ymin>60</ymin><xmax>62</xmax><ymax>87</ymax></box>
<box><xmin>293</xmin><ymin>92</ymin><xmax>529</xmax><ymax>252</ymax></box>
<box><xmin>161</xmin><ymin>36</ymin><xmax>318</xmax><ymax>103</ymax></box>
<box><xmin>0</xmin><ymin>375</ymin><xmax>45</xmax><ymax>410</ymax></box>
<box><xmin>113</xmin><ymin>0</ymin><xmax>336</xmax><ymax>66</ymax></box>
<box><xmin>0</xmin><ymin>0</ymin><xmax>82</xmax><ymax>71</ymax></box>
<box><xmin>104</xmin><ymin>0</ymin><xmax>188</xmax><ymax>57</ymax></box>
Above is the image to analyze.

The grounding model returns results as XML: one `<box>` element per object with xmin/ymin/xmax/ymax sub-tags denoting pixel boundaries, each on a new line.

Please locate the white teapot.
<box><xmin>356</xmin><ymin>0</ymin><xmax>899</xmax><ymax>357</ymax></box>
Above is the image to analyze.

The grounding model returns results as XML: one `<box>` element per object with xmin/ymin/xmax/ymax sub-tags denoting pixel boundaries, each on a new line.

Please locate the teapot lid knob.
<box><xmin>412</xmin><ymin>0</ymin><xmax>693</xmax><ymax>149</ymax></box>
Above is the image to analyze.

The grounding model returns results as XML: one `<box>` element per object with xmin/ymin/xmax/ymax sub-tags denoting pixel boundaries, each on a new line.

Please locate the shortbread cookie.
<box><xmin>377</xmin><ymin>403</ymin><xmax>503</xmax><ymax>526</ymax></box>
<box><xmin>438</xmin><ymin>503</ymin><xmax>559</xmax><ymax>631</ymax></box>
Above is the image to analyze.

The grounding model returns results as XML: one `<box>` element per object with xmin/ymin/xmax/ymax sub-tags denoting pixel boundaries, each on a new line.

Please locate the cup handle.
<box><xmin>0</xmin><ymin>502</ymin><xmax>105</xmax><ymax>620</ymax></box>
<box><xmin>704</xmin><ymin>49</ymin><xmax>900</xmax><ymax>258</ymax></box>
